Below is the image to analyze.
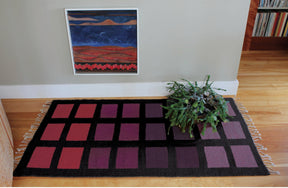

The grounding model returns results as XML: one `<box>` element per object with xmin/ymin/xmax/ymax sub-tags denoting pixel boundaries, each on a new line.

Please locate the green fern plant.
<box><xmin>162</xmin><ymin>75</ymin><xmax>230</xmax><ymax>138</ymax></box>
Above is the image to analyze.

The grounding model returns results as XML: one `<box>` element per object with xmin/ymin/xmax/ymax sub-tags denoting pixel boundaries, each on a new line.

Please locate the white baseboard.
<box><xmin>0</xmin><ymin>80</ymin><xmax>238</xmax><ymax>98</ymax></box>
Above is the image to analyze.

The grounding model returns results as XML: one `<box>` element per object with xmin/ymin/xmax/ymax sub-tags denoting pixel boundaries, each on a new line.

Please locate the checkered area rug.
<box><xmin>13</xmin><ymin>98</ymin><xmax>269</xmax><ymax>177</ymax></box>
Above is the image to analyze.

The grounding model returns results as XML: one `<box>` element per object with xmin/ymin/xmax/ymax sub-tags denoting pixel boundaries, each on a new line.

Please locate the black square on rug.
<box><xmin>13</xmin><ymin>98</ymin><xmax>269</xmax><ymax>177</ymax></box>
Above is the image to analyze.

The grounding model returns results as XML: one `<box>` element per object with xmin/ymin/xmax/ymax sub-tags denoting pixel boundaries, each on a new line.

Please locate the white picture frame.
<box><xmin>65</xmin><ymin>8</ymin><xmax>139</xmax><ymax>75</ymax></box>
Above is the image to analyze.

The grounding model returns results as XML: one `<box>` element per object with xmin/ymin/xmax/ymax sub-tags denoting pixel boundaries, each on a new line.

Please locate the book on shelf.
<box><xmin>280</xmin><ymin>13</ymin><xmax>288</xmax><ymax>35</ymax></box>
<box><xmin>259</xmin><ymin>0</ymin><xmax>288</xmax><ymax>8</ymax></box>
<box><xmin>265</xmin><ymin>13</ymin><xmax>276</xmax><ymax>36</ymax></box>
<box><xmin>283</xmin><ymin>19</ymin><xmax>288</xmax><ymax>36</ymax></box>
<box><xmin>275</xmin><ymin>13</ymin><xmax>284</xmax><ymax>36</ymax></box>
<box><xmin>253</xmin><ymin>12</ymin><xmax>288</xmax><ymax>37</ymax></box>
<box><xmin>271</xmin><ymin>13</ymin><xmax>281</xmax><ymax>36</ymax></box>
<box><xmin>252</xmin><ymin>13</ymin><xmax>260</xmax><ymax>36</ymax></box>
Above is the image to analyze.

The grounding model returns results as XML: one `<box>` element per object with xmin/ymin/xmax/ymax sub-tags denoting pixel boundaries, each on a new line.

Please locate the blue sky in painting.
<box><xmin>67</xmin><ymin>10</ymin><xmax>137</xmax><ymax>48</ymax></box>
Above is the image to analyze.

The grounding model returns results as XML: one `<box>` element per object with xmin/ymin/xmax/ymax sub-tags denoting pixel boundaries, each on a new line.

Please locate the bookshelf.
<box><xmin>243</xmin><ymin>0</ymin><xmax>288</xmax><ymax>50</ymax></box>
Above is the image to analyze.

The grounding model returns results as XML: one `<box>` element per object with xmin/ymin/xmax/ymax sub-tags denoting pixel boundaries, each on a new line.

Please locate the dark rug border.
<box><xmin>13</xmin><ymin>98</ymin><xmax>270</xmax><ymax>177</ymax></box>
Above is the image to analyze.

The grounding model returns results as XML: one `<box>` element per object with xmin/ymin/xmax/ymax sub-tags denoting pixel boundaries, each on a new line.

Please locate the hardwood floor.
<box><xmin>2</xmin><ymin>51</ymin><xmax>288</xmax><ymax>186</ymax></box>
<box><xmin>236</xmin><ymin>50</ymin><xmax>288</xmax><ymax>186</ymax></box>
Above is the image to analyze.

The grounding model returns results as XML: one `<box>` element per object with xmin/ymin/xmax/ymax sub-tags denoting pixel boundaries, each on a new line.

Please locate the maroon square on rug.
<box><xmin>13</xmin><ymin>98</ymin><xmax>269</xmax><ymax>177</ymax></box>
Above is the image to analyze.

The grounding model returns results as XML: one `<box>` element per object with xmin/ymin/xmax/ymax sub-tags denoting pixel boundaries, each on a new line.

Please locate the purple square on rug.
<box><xmin>231</xmin><ymin>145</ymin><xmax>258</xmax><ymax>168</ymax></box>
<box><xmin>173</xmin><ymin>127</ymin><xmax>195</xmax><ymax>140</ymax></box>
<box><xmin>204</xmin><ymin>146</ymin><xmax>230</xmax><ymax>168</ymax></box>
<box><xmin>222</xmin><ymin>121</ymin><xmax>246</xmax><ymax>139</ymax></box>
<box><xmin>145</xmin><ymin>123</ymin><xmax>166</xmax><ymax>140</ymax></box>
<box><xmin>197</xmin><ymin>124</ymin><xmax>220</xmax><ymax>140</ymax></box>
<box><xmin>88</xmin><ymin>148</ymin><xmax>111</xmax><ymax>169</ymax></box>
<box><xmin>116</xmin><ymin>147</ymin><xmax>138</xmax><ymax>169</ymax></box>
<box><xmin>227</xmin><ymin>102</ymin><xmax>236</xmax><ymax>116</ymax></box>
<box><xmin>176</xmin><ymin>147</ymin><xmax>199</xmax><ymax>168</ymax></box>
<box><xmin>119</xmin><ymin>123</ymin><xmax>139</xmax><ymax>141</ymax></box>
<box><xmin>122</xmin><ymin>103</ymin><xmax>140</xmax><ymax>118</ymax></box>
<box><xmin>145</xmin><ymin>103</ymin><xmax>163</xmax><ymax>118</ymax></box>
<box><xmin>146</xmin><ymin>147</ymin><xmax>168</xmax><ymax>168</ymax></box>
<box><xmin>94</xmin><ymin>123</ymin><xmax>115</xmax><ymax>141</ymax></box>
<box><xmin>100</xmin><ymin>104</ymin><xmax>118</xmax><ymax>118</ymax></box>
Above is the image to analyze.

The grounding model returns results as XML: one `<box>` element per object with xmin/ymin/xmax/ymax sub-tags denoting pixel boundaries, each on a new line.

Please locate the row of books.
<box><xmin>259</xmin><ymin>0</ymin><xmax>288</xmax><ymax>7</ymax></box>
<box><xmin>252</xmin><ymin>12</ymin><xmax>288</xmax><ymax>37</ymax></box>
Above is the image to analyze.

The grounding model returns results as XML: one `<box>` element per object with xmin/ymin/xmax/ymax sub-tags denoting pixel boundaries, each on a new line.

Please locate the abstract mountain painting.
<box><xmin>65</xmin><ymin>9</ymin><xmax>138</xmax><ymax>74</ymax></box>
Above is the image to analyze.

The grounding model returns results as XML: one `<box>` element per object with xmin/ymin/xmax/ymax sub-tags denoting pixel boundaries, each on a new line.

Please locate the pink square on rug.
<box><xmin>52</xmin><ymin>104</ymin><xmax>74</xmax><ymax>118</ymax></box>
<box><xmin>197</xmin><ymin>123</ymin><xmax>220</xmax><ymax>140</ymax></box>
<box><xmin>145</xmin><ymin>103</ymin><xmax>163</xmax><ymax>118</ymax></box>
<box><xmin>88</xmin><ymin>147</ymin><xmax>111</xmax><ymax>169</ymax></box>
<box><xmin>227</xmin><ymin>102</ymin><xmax>236</xmax><ymax>116</ymax></box>
<box><xmin>172</xmin><ymin>126</ymin><xmax>195</xmax><ymax>140</ymax></box>
<box><xmin>222</xmin><ymin>121</ymin><xmax>246</xmax><ymax>139</ymax></box>
<box><xmin>66</xmin><ymin>123</ymin><xmax>91</xmax><ymax>141</ymax></box>
<box><xmin>119</xmin><ymin>123</ymin><xmax>139</xmax><ymax>141</ymax></box>
<box><xmin>116</xmin><ymin>147</ymin><xmax>138</xmax><ymax>169</ymax></box>
<box><xmin>146</xmin><ymin>147</ymin><xmax>168</xmax><ymax>168</ymax></box>
<box><xmin>94</xmin><ymin>123</ymin><xmax>115</xmax><ymax>141</ymax></box>
<box><xmin>145</xmin><ymin>123</ymin><xmax>166</xmax><ymax>140</ymax></box>
<box><xmin>204</xmin><ymin>146</ymin><xmax>230</xmax><ymax>168</ymax></box>
<box><xmin>41</xmin><ymin>123</ymin><xmax>65</xmax><ymax>141</ymax></box>
<box><xmin>57</xmin><ymin>147</ymin><xmax>84</xmax><ymax>169</ymax></box>
<box><xmin>75</xmin><ymin>104</ymin><xmax>97</xmax><ymax>118</ymax></box>
<box><xmin>231</xmin><ymin>145</ymin><xmax>258</xmax><ymax>168</ymax></box>
<box><xmin>175</xmin><ymin>147</ymin><xmax>199</xmax><ymax>168</ymax></box>
<box><xmin>122</xmin><ymin>103</ymin><xmax>140</xmax><ymax>118</ymax></box>
<box><xmin>27</xmin><ymin>147</ymin><xmax>56</xmax><ymax>168</ymax></box>
<box><xmin>100</xmin><ymin>104</ymin><xmax>118</xmax><ymax>118</ymax></box>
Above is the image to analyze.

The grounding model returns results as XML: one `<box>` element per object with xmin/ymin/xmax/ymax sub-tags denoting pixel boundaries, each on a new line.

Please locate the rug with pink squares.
<box><xmin>13</xmin><ymin>98</ymin><xmax>269</xmax><ymax>177</ymax></box>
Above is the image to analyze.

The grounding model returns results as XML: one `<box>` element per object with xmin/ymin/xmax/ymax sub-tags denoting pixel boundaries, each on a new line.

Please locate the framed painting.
<box><xmin>65</xmin><ymin>9</ymin><xmax>139</xmax><ymax>75</ymax></box>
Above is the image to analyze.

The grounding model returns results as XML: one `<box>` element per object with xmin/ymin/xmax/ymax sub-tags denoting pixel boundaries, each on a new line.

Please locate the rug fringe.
<box><xmin>14</xmin><ymin>101</ymin><xmax>52</xmax><ymax>169</ymax></box>
<box><xmin>13</xmin><ymin>98</ymin><xmax>280</xmax><ymax>175</ymax></box>
<box><xmin>233</xmin><ymin>97</ymin><xmax>280</xmax><ymax>175</ymax></box>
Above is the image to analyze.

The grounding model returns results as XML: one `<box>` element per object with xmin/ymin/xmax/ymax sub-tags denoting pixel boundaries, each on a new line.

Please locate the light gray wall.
<box><xmin>0</xmin><ymin>0</ymin><xmax>250</xmax><ymax>85</ymax></box>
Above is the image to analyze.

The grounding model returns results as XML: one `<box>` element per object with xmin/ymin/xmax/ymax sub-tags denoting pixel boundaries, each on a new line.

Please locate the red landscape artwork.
<box><xmin>66</xmin><ymin>9</ymin><xmax>138</xmax><ymax>74</ymax></box>
<box><xmin>73</xmin><ymin>46</ymin><xmax>137</xmax><ymax>72</ymax></box>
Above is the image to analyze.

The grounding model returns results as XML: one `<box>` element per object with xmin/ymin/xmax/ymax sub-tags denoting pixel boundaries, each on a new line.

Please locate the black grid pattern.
<box><xmin>13</xmin><ymin>98</ymin><xmax>269</xmax><ymax>177</ymax></box>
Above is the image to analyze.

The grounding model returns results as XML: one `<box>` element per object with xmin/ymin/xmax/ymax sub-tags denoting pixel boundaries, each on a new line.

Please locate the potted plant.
<box><xmin>162</xmin><ymin>75</ymin><xmax>230</xmax><ymax>138</ymax></box>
